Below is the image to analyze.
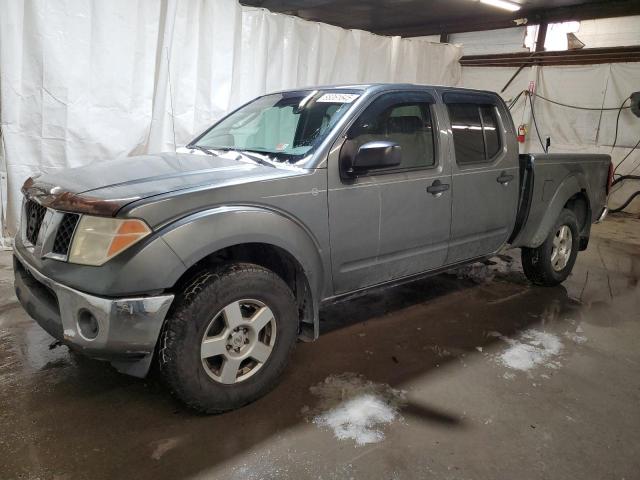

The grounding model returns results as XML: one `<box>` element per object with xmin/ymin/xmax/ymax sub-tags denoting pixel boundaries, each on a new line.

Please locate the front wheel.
<box><xmin>159</xmin><ymin>263</ymin><xmax>298</xmax><ymax>413</ymax></box>
<box><xmin>521</xmin><ymin>208</ymin><xmax>580</xmax><ymax>286</ymax></box>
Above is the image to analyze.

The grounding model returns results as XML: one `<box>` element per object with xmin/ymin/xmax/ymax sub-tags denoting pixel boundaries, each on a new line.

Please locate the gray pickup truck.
<box><xmin>14</xmin><ymin>84</ymin><xmax>611</xmax><ymax>412</ymax></box>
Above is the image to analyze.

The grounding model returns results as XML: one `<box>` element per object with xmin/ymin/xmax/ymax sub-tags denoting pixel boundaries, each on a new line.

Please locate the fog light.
<box><xmin>77</xmin><ymin>309</ymin><xmax>99</xmax><ymax>340</ymax></box>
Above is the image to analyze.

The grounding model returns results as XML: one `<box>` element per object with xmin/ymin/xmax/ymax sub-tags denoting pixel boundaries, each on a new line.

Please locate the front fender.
<box><xmin>516</xmin><ymin>173</ymin><xmax>589</xmax><ymax>248</ymax></box>
<box><xmin>160</xmin><ymin>205</ymin><xmax>326</xmax><ymax>299</ymax></box>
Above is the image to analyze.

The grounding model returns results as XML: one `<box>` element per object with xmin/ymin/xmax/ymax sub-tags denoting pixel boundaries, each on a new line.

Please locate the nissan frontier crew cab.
<box><xmin>15</xmin><ymin>84</ymin><xmax>612</xmax><ymax>412</ymax></box>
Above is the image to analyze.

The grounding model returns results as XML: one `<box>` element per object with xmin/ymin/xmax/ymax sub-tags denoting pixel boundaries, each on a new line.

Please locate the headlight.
<box><xmin>68</xmin><ymin>216</ymin><xmax>151</xmax><ymax>266</ymax></box>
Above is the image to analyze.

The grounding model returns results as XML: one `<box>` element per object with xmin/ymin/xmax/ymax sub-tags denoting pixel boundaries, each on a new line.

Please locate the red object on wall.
<box><xmin>517</xmin><ymin>124</ymin><xmax>526</xmax><ymax>143</ymax></box>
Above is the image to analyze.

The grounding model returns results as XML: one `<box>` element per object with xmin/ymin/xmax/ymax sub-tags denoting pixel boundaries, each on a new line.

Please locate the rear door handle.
<box><xmin>497</xmin><ymin>172</ymin><xmax>514</xmax><ymax>185</ymax></box>
<box><xmin>426</xmin><ymin>180</ymin><xmax>450</xmax><ymax>197</ymax></box>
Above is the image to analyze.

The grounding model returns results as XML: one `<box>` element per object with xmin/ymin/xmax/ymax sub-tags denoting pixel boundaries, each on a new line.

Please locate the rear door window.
<box><xmin>448</xmin><ymin>104</ymin><xmax>485</xmax><ymax>164</ymax></box>
<box><xmin>480</xmin><ymin>106</ymin><xmax>501</xmax><ymax>159</ymax></box>
<box><xmin>447</xmin><ymin>103</ymin><xmax>502</xmax><ymax>164</ymax></box>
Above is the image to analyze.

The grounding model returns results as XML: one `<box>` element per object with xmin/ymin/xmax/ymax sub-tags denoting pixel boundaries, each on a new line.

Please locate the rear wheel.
<box><xmin>521</xmin><ymin>208</ymin><xmax>580</xmax><ymax>286</ymax></box>
<box><xmin>159</xmin><ymin>263</ymin><xmax>298</xmax><ymax>413</ymax></box>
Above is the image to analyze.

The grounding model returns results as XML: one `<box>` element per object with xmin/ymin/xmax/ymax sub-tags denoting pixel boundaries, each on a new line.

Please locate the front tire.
<box><xmin>159</xmin><ymin>263</ymin><xmax>298</xmax><ymax>413</ymax></box>
<box><xmin>521</xmin><ymin>208</ymin><xmax>580</xmax><ymax>286</ymax></box>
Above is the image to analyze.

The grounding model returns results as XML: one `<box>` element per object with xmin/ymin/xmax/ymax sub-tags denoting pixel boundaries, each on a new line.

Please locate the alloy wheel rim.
<box><xmin>551</xmin><ymin>225</ymin><xmax>572</xmax><ymax>272</ymax></box>
<box><xmin>200</xmin><ymin>299</ymin><xmax>277</xmax><ymax>384</ymax></box>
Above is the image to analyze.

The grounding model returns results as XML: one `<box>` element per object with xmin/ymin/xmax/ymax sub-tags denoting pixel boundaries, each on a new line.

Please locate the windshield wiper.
<box><xmin>210</xmin><ymin>147</ymin><xmax>277</xmax><ymax>168</ymax></box>
<box><xmin>236</xmin><ymin>149</ymin><xmax>277</xmax><ymax>168</ymax></box>
<box><xmin>188</xmin><ymin>145</ymin><xmax>277</xmax><ymax>167</ymax></box>
<box><xmin>188</xmin><ymin>145</ymin><xmax>216</xmax><ymax>156</ymax></box>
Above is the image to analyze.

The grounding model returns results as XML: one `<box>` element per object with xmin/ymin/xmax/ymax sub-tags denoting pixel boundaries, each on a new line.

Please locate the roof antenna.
<box><xmin>165</xmin><ymin>46</ymin><xmax>177</xmax><ymax>151</ymax></box>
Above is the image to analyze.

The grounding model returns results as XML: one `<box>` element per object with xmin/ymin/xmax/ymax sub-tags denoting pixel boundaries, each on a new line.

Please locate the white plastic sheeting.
<box><xmin>0</xmin><ymin>0</ymin><xmax>462</xmax><ymax>238</ymax></box>
<box><xmin>463</xmin><ymin>63</ymin><xmax>640</xmax><ymax>213</ymax></box>
<box><xmin>577</xmin><ymin>16</ymin><xmax>640</xmax><ymax>49</ymax></box>
<box><xmin>450</xmin><ymin>27</ymin><xmax>528</xmax><ymax>56</ymax></box>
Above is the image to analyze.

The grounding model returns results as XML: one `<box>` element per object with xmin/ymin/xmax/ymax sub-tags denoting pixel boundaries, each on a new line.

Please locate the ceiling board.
<box><xmin>241</xmin><ymin>0</ymin><xmax>640</xmax><ymax>36</ymax></box>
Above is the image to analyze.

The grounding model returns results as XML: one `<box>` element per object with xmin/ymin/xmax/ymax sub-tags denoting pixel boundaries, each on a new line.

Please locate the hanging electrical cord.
<box><xmin>612</xmin><ymin>175</ymin><xmax>640</xmax><ymax>186</ymax></box>
<box><xmin>507</xmin><ymin>90</ymin><xmax>631</xmax><ymax>114</ymax></box>
<box><xmin>628</xmin><ymin>159</ymin><xmax>640</xmax><ymax>176</ymax></box>
<box><xmin>507</xmin><ymin>90</ymin><xmax>524</xmax><ymax>111</ymax></box>
<box><xmin>610</xmin><ymin>97</ymin><xmax>631</xmax><ymax>151</ymax></box>
<box><xmin>609</xmin><ymin>191</ymin><xmax>640</xmax><ymax>213</ymax></box>
<box><xmin>613</xmin><ymin>137</ymin><xmax>640</xmax><ymax>175</ymax></box>
<box><xmin>507</xmin><ymin>90</ymin><xmax>637</xmax><ymax>168</ymax></box>
<box><xmin>609</xmin><ymin>140</ymin><xmax>640</xmax><ymax>214</ymax></box>
<box><xmin>528</xmin><ymin>93</ymin><xmax>631</xmax><ymax>152</ymax></box>
<box><xmin>526</xmin><ymin>92</ymin><xmax>548</xmax><ymax>153</ymax></box>
<box><xmin>532</xmin><ymin>93</ymin><xmax>632</xmax><ymax>111</ymax></box>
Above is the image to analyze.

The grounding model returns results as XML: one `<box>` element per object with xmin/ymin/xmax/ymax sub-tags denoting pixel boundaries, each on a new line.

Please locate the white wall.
<box><xmin>450</xmin><ymin>27</ymin><xmax>528</xmax><ymax>56</ymax></box>
<box><xmin>0</xmin><ymin>0</ymin><xmax>462</xmax><ymax>238</ymax></box>
<box><xmin>577</xmin><ymin>16</ymin><xmax>640</xmax><ymax>48</ymax></box>
<box><xmin>414</xmin><ymin>27</ymin><xmax>528</xmax><ymax>56</ymax></box>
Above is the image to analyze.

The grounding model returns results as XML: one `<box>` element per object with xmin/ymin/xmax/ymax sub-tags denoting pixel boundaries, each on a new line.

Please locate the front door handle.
<box><xmin>426</xmin><ymin>180</ymin><xmax>450</xmax><ymax>197</ymax></box>
<box><xmin>497</xmin><ymin>171</ymin><xmax>514</xmax><ymax>185</ymax></box>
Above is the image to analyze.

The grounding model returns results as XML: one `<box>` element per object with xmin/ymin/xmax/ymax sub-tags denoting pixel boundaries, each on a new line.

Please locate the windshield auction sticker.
<box><xmin>316</xmin><ymin>93</ymin><xmax>360</xmax><ymax>103</ymax></box>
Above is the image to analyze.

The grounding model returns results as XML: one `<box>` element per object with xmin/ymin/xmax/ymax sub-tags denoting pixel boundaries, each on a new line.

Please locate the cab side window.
<box><xmin>447</xmin><ymin>103</ymin><xmax>502</xmax><ymax>164</ymax></box>
<box><xmin>347</xmin><ymin>92</ymin><xmax>436</xmax><ymax>171</ymax></box>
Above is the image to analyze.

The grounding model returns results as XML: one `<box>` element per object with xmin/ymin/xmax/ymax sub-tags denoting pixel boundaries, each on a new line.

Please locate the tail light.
<box><xmin>606</xmin><ymin>161</ymin><xmax>614</xmax><ymax>195</ymax></box>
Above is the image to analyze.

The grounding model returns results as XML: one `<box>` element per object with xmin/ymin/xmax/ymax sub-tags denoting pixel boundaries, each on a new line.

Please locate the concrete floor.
<box><xmin>1</xmin><ymin>215</ymin><xmax>639</xmax><ymax>480</ymax></box>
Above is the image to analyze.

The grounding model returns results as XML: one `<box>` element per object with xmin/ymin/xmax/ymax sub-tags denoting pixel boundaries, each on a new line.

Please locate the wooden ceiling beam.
<box><xmin>460</xmin><ymin>46</ymin><xmax>640</xmax><ymax>66</ymax></box>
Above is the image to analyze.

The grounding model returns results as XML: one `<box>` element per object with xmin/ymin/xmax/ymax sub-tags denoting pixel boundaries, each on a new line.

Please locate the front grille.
<box><xmin>25</xmin><ymin>200</ymin><xmax>47</xmax><ymax>245</ymax></box>
<box><xmin>52</xmin><ymin>213</ymin><xmax>80</xmax><ymax>255</ymax></box>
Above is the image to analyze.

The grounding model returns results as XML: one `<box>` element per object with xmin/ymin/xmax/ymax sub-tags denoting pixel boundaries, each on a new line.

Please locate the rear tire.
<box><xmin>159</xmin><ymin>263</ymin><xmax>298</xmax><ymax>413</ymax></box>
<box><xmin>521</xmin><ymin>208</ymin><xmax>580</xmax><ymax>286</ymax></box>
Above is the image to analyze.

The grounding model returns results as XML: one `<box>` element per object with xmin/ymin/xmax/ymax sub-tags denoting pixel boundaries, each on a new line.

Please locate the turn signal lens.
<box><xmin>68</xmin><ymin>216</ymin><xmax>151</xmax><ymax>266</ymax></box>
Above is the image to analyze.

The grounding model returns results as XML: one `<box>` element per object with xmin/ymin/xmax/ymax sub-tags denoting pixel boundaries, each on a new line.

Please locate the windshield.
<box><xmin>192</xmin><ymin>90</ymin><xmax>360</xmax><ymax>163</ymax></box>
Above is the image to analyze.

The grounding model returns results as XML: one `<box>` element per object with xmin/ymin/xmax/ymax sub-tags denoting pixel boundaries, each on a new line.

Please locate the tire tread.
<box><xmin>158</xmin><ymin>263</ymin><xmax>296</xmax><ymax>413</ymax></box>
<box><xmin>521</xmin><ymin>208</ymin><xmax>580</xmax><ymax>287</ymax></box>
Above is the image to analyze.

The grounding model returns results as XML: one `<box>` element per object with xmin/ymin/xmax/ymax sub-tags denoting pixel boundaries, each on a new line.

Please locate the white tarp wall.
<box><xmin>0</xmin><ymin>0</ymin><xmax>462</xmax><ymax>240</ymax></box>
<box><xmin>463</xmin><ymin>63</ymin><xmax>640</xmax><ymax>214</ymax></box>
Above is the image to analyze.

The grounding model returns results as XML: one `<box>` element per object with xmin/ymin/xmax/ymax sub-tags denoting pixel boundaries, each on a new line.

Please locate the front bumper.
<box><xmin>14</xmin><ymin>248</ymin><xmax>174</xmax><ymax>377</ymax></box>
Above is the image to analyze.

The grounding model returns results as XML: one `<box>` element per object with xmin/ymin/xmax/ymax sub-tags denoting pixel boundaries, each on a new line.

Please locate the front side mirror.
<box><xmin>345</xmin><ymin>141</ymin><xmax>401</xmax><ymax>176</ymax></box>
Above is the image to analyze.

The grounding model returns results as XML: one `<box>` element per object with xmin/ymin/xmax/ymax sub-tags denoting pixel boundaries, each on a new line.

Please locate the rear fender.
<box><xmin>518</xmin><ymin>173</ymin><xmax>590</xmax><ymax>248</ymax></box>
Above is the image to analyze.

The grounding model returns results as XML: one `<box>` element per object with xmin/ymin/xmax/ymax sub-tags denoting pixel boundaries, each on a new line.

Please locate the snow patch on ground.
<box><xmin>451</xmin><ymin>256</ymin><xmax>516</xmax><ymax>283</ymax></box>
<box><xmin>564</xmin><ymin>331</ymin><xmax>588</xmax><ymax>344</ymax></box>
<box><xmin>498</xmin><ymin>329</ymin><xmax>563</xmax><ymax>371</ymax></box>
<box><xmin>150</xmin><ymin>437</ymin><xmax>182</xmax><ymax>460</ymax></box>
<box><xmin>307</xmin><ymin>373</ymin><xmax>405</xmax><ymax>446</ymax></box>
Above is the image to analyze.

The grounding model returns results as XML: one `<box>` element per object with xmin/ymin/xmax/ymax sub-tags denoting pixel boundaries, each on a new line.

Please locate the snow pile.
<box><xmin>308</xmin><ymin>373</ymin><xmax>405</xmax><ymax>446</ymax></box>
<box><xmin>314</xmin><ymin>394</ymin><xmax>398</xmax><ymax>445</ymax></box>
<box><xmin>498</xmin><ymin>329</ymin><xmax>563</xmax><ymax>371</ymax></box>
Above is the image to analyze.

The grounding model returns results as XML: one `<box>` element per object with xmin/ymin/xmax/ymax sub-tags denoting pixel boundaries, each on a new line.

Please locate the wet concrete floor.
<box><xmin>0</xmin><ymin>215</ymin><xmax>639</xmax><ymax>479</ymax></box>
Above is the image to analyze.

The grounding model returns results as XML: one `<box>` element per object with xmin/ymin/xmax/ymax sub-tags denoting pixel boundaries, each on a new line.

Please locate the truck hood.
<box><xmin>22</xmin><ymin>152</ymin><xmax>305</xmax><ymax>216</ymax></box>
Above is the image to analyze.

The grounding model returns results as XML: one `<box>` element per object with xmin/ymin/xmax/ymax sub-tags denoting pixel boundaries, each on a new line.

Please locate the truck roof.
<box><xmin>270</xmin><ymin>83</ymin><xmax>500</xmax><ymax>98</ymax></box>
